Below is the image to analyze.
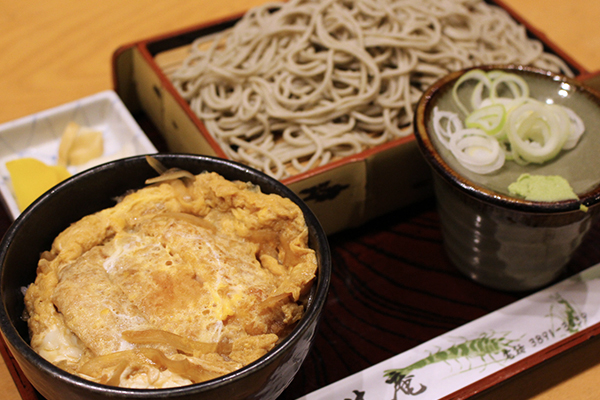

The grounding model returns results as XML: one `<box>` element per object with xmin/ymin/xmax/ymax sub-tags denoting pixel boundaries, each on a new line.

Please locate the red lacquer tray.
<box><xmin>2</xmin><ymin>115</ymin><xmax>600</xmax><ymax>400</ymax></box>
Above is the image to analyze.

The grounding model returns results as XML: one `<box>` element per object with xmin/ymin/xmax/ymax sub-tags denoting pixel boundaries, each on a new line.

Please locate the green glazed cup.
<box><xmin>414</xmin><ymin>65</ymin><xmax>600</xmax><ymax>291</ymax></box>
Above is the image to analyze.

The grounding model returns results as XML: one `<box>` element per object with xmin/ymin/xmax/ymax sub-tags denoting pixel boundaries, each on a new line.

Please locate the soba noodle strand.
<box><xmin>172</xmin><ymin>0</ymin><xmax>574</xmax><ymax>179</ymax></box>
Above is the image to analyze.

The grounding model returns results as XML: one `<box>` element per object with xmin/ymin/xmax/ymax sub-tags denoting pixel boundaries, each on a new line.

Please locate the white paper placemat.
<box><xmin>299</xmin><ymin>264</ymin><xmax>600</xmax><ymax>400</ymax></box>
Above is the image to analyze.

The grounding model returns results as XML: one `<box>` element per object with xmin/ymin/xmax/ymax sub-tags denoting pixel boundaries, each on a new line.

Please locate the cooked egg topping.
<box><xmin>24</xmin><ymin>172</ymin><xmax>317</xmax><ymax>388</ymax></box>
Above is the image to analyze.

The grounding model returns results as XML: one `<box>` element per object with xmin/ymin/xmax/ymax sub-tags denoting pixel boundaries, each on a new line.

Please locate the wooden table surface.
<box><xmin>2</xmin><ymin>1</ymin><xmax>600</xmax><ymax>399</ymax></box>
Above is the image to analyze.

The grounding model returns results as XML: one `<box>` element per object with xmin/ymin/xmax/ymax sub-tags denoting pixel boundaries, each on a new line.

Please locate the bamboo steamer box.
<box><xmin>111</xmin><ymin>0</ymin><xmax>587</xmax><ymax>234</ymax></box>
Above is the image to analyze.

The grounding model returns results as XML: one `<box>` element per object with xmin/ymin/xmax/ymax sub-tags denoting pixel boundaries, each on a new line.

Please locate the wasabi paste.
<box><xmin>508</xmin><ymin>174</ymin><xmax>578</xmax><ymax>202</ymax></box>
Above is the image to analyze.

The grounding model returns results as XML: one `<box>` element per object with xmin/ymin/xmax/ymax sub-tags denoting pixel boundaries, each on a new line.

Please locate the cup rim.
<box><xmin>414</xmin><ymin>64</ymin><xmax>600</xmax><ymax>213</ymax></box>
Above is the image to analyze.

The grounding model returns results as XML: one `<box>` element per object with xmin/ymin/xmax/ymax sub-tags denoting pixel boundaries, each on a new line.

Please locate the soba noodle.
<box><xmin>171</xmin><ymin>0</ymin><xmax>573</xmax><ymax>179</ymax></box>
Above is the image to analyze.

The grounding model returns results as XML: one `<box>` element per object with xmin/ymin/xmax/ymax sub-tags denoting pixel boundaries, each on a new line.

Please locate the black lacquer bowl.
<box><xmin>0</xmin><ymin>154</ymin><xmax>331</xmax><ymax>400</ymax></box>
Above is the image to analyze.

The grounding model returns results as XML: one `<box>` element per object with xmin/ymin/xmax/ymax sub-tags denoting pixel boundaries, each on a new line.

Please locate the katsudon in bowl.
<box><xmin>0</xmin><ymin>153</ymin><xmax>331</xmax><ymax>400</ymax></box>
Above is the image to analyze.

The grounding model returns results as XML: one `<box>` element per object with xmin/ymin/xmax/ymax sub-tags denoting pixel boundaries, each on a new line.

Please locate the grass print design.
<box><xmin>383</xmin><ymin>294</ymin><xmax>588</xmax><ymax>398</ymax></box>
<box><xmin>339</xmin><ymin>292</ymin><xmax>590</xmax><ymax>400</ymax></box>
<box><xmin>383</xmin><ymin>331</ymin><xmax>521</xmax><ymax>399</ymax></box>
<box><xmin>548</xmin><ymin>293</ymin><xmax>587</xmax><ymax>335</ymax></box>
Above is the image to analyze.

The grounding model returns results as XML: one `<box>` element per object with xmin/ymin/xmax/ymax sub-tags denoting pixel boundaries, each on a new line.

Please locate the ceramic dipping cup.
<box><xmin>414</xmin><ymin>65</ymin><xmax>600</xmax><ymax>291</ymax></box>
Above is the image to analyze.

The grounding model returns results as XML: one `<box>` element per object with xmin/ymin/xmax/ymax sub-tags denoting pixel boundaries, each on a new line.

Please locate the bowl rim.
<box><xmin>0</xmin><ymin>153</ymin><xmax>331</xmax><ymax>397</ymax></box>
<box><xmin>414</xmin><ymin>64</ymin><xmax>600</xmax><ymax>213</ymax></box>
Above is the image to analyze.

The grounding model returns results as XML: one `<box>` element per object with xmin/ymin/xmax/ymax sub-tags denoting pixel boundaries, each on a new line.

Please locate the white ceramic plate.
<box><xmin>0</xmin><ymin>90</ymin><xmax>157</xmax><ymax>220</ymax></box>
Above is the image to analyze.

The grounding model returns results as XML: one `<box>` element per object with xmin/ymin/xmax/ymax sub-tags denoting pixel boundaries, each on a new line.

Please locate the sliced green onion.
<box><xmin>432</xmin><ymin>106</ymin><xmax>463</xmax><ymax>149</ymax></box>
<box><xmin>465</xmin><ymin>103</ymin><xmax>506</xmax><ymax>136</ymax></box>
<box><xmin>451</xmin><ymin>69</ymin><xmax>492</xmax><ymax>115</ymax></box>
<box><xmin>448</xmin><ymin>128</ymin><xmax>505</xmax><ymax>174</ymax></box>
<box><xmin>489</xmin><ymin>72</ymin><xmax>529</xmax><ymax>102</ymax></box>
<box><xmin>506</xmin><ymin>100</ymin><xmax>568</xmax><ymax>164</ymax></box>
<box><xmin>432</xmin><ymin>69</ymin><xmax>586</xmax><ymax>175</ymax></box>
<box><xmin>561</xmin><ymin>106</ymin><xmax>585</xmax><ymax>149</ymax></box>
